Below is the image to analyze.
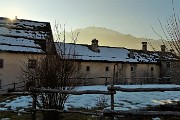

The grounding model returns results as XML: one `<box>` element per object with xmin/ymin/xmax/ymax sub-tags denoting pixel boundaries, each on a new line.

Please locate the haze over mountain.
<box><xmin>65</xmin><ymin>26</ymin><xmax>163</xmax><ymax>51</ymax></box>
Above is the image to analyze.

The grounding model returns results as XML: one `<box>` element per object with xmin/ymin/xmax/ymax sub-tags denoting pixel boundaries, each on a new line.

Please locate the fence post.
<box><xmin>109</xmin><ymin>85</ymin><xmax>115</xmax><ymax>120</ymax></box>
<box><xmin>13</xmin><ymin>83</ymin><xmax>16</xmax><ymax>91</ymax></box>
<box><xmin>32</xmin><ymin>94</ymin><xmax>37</xmax><ymax>120</ymax></box>
<box><xmin>110</xmin><ymin>85</ymin><xmax>114</xmax><ymax>110</ymax></box>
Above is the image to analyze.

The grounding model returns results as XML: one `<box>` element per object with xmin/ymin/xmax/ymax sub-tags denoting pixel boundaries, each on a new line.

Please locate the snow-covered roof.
<box><xmin>56</xmin><ymin>42</ymin><xmax>178</xmax><ymax>63</ymax></box>
<box><xmin>0</xmin><ymin>17</ymin><xmax>52</xmax><ymax>53</ymax></box>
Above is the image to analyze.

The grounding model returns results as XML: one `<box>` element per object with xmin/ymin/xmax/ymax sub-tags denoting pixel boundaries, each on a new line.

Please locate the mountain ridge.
<box><xmin>65</xmin><ymin>26</ymin><xmax>162</xmax><ymax>51</ymax></box>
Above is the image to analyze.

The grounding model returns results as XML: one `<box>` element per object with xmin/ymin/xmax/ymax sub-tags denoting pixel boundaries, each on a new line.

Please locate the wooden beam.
<box><xmin>103</xmin><ymin>109</ymin><xmax>180</xmax><ymax>116</ymax></box>
<box><xmin>29</xmin><ymin>87</ymin><xmax>116</xmax><ymax>95</ymax></box>
<box><xmin>3</xmin><ymin>92</ymin><xmax>36</xmax><ymax>96</ymax></box>
<box><xmin>107</xmin><ymin>86</ymin><xmax>180</xmax><ymax>92</ymax></box>
<box><xmin>0</xmin><ymin>110</ymin><xmax>31</xmax><ymax>114</ymax></box>
<box><xmin>32</xmin><ymin>109</ymin><xmax>102</xmax><ymax>116</ymax></box>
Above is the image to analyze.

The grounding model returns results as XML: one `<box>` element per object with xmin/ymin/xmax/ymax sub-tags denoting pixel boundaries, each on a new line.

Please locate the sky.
<box><xmin>0</xmin><ymin>0</ymin><xmax>179</xmax><ymax>40</ymax></box>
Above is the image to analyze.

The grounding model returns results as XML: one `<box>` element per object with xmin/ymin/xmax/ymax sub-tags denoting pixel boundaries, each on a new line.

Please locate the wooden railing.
<box><xmin>2</xmin><ymin>85</ymin><xmax>180</xmax><ymax>120</ymax></box>
<box><xmin>0</xmin><ymin>81</ymin><xmax>26</xmax><ymax>93</ymax></box>
<box><xmin>105</xmin><ymin>85</ymin><xmax>180</xmax><ymax>118</ymax></box>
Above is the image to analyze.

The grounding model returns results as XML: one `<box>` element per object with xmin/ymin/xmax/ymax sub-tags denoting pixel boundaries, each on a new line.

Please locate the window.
<box><xmin>105</xmin><ymin>67</ymin><xmax>109</xmax><ymax>71</ymax></box>
<box><xmin>28</xmin><ymin>59</ymin><xmax>37</xmax><ymax>69</ymax></box>
<box><xmin>151</xmin><ymin>67</ymin><xmax>154</xmax><ymax>71</ymax></box>
<box><xmin>0</xmin><ymin>59</ymin><xmax>4</xmax><ymax>68</ymax></box>
<box><xmin>86</xmin><ymin>66</ymin><xmax>90</xmax><ymax>71</ymax></box>
<box><xmin>131</xmin><ymin>67</ymin><xmax>134</xmax><ymax>71</ymax></box>
<box><xmin>166</xmin><ymin>62</ymin><xmax>171</xmax><ymax>69</ymax></box>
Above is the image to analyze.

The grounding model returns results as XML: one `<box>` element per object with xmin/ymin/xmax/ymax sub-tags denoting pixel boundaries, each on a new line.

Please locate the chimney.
<box><xmin>161</xmin><ymin>45</ymin><xmax>166</xmax><ymax>52</ymax></box>
<box><xmin>91</xmin><ymin>38</ymin><xmax>99</xmax><ymax>52</ymax></box>
<box><xmin>142</xmin><ymin>42</ymin><xmax>147</xmax><ymax>51</ymax></box>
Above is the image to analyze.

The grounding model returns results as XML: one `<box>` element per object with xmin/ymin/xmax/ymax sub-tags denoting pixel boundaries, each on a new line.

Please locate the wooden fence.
<box><xmin>2</xmin><ymin>85</ymin><xmax>180</xmax><ymax>120</ymax></box>
<box><xmin>0</xmin><ymin>81</ymin><xmax>26</xmax><ymax>94</ymax></box>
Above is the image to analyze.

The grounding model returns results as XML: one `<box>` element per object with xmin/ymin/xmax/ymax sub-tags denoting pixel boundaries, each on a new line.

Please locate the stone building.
<box><xmin>56</xmin><ymin>40</ymin><xmax>179</xmax><ymax>85</ymax></box>
<box><xmin>0</xmin><ymin>17</ymin><xmax>53</xmax><ymax>91</ymax></box>
<box><xmin>158</xmin><ymin>45</ymin><xmax>180</xmax><ymax>84</ymax></box>
<box><xmin>0</xmin><ymin>17</ymin><xmax>179</xmax><ymax>91</ymax></box>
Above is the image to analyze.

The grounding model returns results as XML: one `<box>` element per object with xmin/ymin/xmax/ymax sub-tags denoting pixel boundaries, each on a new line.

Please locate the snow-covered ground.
<box><xmin>1</xmin><ymin>84</ymin><xmax>180</xmax><ymax>111</ymax></box>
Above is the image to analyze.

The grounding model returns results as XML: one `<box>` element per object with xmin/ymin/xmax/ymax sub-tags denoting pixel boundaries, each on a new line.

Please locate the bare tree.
<box><xmin>152</xmin><ymin>0</ymin><xmax>180</xmax><ymax>56</ymax></box>
<box><xmin>165</xmin><ymin>1</ymin><xmax>180</xmax><ymax>56</ymax></box>
<box><xmin>150</xmin><ymin>0</ymin><xmax>180</xmax><ymax>84</ymax></box>
<box><xmin>96</xmin><ymin>95</ymin><xmax>109</xmax><ymax>110</ymax></box>
<box><xmin>20</xmin><ymin>23</ymin><xmax>82</xmax><ymax>120</ymax></box>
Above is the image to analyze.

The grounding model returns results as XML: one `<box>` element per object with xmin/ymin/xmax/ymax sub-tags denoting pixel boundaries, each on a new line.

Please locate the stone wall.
<box><xmin>160</xmin><ymin>60</ymin><xmax>180</xmax><ymax>84</ymax></box>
